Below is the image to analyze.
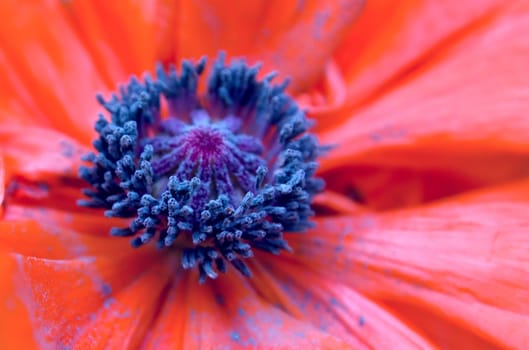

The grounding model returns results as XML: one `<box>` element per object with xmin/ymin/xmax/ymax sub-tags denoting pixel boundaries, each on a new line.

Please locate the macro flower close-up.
<box><xmin>1</xmin><ymin>0</ymin><xmax>529</xmax><ymax>349</ymax></box>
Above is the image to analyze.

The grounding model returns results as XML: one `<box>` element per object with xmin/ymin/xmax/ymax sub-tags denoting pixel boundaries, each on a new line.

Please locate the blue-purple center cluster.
<box><xmin>79</xmin><ymin>54</ymin><xmax>324</xmax><ymax>282</ymax></box>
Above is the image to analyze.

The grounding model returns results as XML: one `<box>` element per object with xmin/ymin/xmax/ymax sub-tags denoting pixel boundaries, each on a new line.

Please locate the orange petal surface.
<box><xmin>0</xmin><ymin>2</ymin><xmax>107</xmax><ymax>144</ymax></box>
<box><xmin>146</xmin><ymin>271</ymin><xmax>355</xmax><ymax>349</ymax></box>
<box><xmin>335</xmin><ymin>0</ymin><xmax>505</xmax><ymax>105</ymax></box>
<box><xmin>287</xmin><ymin>179</ymin><xmax>529</xmax><ymax>349</ymax></box>
<box><xmin>177</xmin><ymin>0</ymin><xmax>365</xmax><ymax>92</ymax></box>
<box><xmin>259</xmin><ymin>255</ymin><xmax>437</xmax><ymax>350</ymax></box>
<box><xmin>316</xmin><ymin>1</ymin><xmax>529</xmax><ymax>209</ymax></box>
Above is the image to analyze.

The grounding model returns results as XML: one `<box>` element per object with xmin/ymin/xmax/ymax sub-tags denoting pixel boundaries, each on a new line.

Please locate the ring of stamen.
<box><xmin>79</xmin><ymin>53</ymin><xmax>325</xmax><ymax>283</ymax></box>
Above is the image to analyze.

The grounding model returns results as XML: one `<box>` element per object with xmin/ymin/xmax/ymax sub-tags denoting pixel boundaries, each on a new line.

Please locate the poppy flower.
<box><xmin>1</xmin><ymin>0</ymin><xmax>529</xmax><ymax>349</ymax></box>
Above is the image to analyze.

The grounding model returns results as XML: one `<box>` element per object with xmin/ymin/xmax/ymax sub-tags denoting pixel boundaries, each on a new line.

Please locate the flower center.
<box><xmin>79</xmin><ymin>53</ymin><xmax>324</xmax><ymax>283</ymax></box>
<box><xmin>182</xmin><ymin>127</ymin><xmax>225</xmax><ymax>161</ymax></box>
<box><xmin>149</xmin><ymin>110</ymin><xmax>266</xmax><ymax>203</ymax></box>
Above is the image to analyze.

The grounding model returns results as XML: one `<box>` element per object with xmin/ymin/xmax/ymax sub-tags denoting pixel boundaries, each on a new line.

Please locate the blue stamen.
<box><xmin>79</xmin><ymin>53</ymin><xmax>325</xmax><ymax>282</ymax></box>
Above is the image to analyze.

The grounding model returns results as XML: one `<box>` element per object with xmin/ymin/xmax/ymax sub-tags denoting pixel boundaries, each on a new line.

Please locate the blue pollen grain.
<box><xmin>79</xmin><ymin>53</ymin><xmax>325</xmax><ymax>283</ymax></box>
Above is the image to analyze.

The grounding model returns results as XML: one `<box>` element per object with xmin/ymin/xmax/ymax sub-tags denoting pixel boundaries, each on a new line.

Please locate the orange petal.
<box><xmin>0</xmin><ymin>125</ymin><xmax>95</xmax><ymax>214</ymax></box>
<box><xmin>320</xmin><ymin>158</ymin><xmax>529</xmax><ymax>211</ymax></box>
<box><xmin>72</xmin><ymin>258</ymin><xmax>174</xmax><ymax>349</ymax></box>
<box><xmin>319</xmin><ymin>1</ymin><xmax>529</xmax><ymax>139</ymax></box>
<box><xmin>0</xmin><ymin>204</ymin><xmax>156</xmax><ymax>258</ymax></box>
<box><xmin>0</xmin><ymin>253</ymin><xmax>37</xmax><ymax>349</ymax></box>
<box><xmin>313</xmin><ymin>190</ymin><xmax>364</xmax><ymax>215</ymax></box>
<box><xmin>1</xmin><ymin>125</ymin><xmax>87</xmax><ymax>181</ymax></box>
<box><xmin>60</xmin><ymin>0</ymin><xmax>177</xmax><ymax>84</ymax></box>
<box><xmin>0</xmin><ymin>124</ymin><xmax>94</xmax><ymax>223</ymax></box>
<box><xmin>145</xmin><ymin>271</ymin><xmax>354</xmax><ymax>349</ymax></box>
<box><xmin>334</xmin><ymin>0</ymin><xmax>505</xmax><ymax>105</ymax></box>
<box><xmin>177</xmin><ymin>0</ymin><xmax>365</xmax><ymax>92</ymax></box>
<box><xmin>13</xmin><ymin>251</ymin><xmax>162</xmax><ymax>348</ymax></box>
<box><xmin>0</xmin><ymin>2</ymin><xmax>106</xmax><ymax>144</ymax></box>
<box><xmin>140</xmin><ymin>273</ymin><xmax>190</xmax><ymax>349</ymax></box>
<box><xmin>287</xmin><ymin>179</ymin><xmax>529</xmax><ymax>349</ymax></box>
<box><xmin>296</xmin><ymin>58</ymin><xmax>348</xmax><ymax>113</ymax></box>
<box><xmin>0</xmin><ymin>156</ymin><xmax>5</xmax><ymax>216</ymax></box>
<box><xmin>262</xmin><ymin>257</ymin><xmax>436</xmax><ymax>349</ymax></box>
<box><xmin>0</xmin><ymin>52</ymin><xmax>43</xmax><ymax>129</ymax></box>
<box><xmin>316</xmin><ymin>2</ymin><xmax>529</xmax><ymax>208</ymax></box>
